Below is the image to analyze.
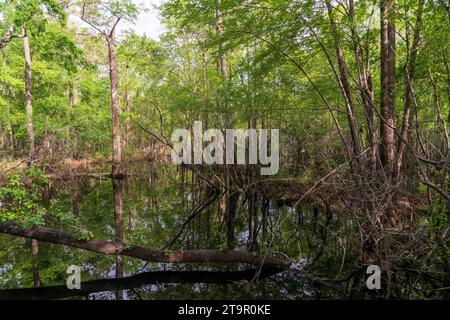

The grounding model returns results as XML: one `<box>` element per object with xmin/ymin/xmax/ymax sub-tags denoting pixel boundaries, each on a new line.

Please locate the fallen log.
<box><xmin>47</xmin><ymin>172</ymin><xmax>128</xmax><ymax>181</ymax></box>
<box><xmin>0</xmin><ymin>222</ymin><xmax>290</xmax><ymax>267</ymax></box>
<box><xmin>0</xmin><ymin>268</ymin><xmax>283</xmax><ymax>300</ymax></box>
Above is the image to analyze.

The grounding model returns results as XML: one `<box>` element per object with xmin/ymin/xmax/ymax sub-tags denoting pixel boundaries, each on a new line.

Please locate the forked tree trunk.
<box><xmin>349</xmin><ymin>0</ymin><xmax>378</xmax><ymax>169</ymax></box>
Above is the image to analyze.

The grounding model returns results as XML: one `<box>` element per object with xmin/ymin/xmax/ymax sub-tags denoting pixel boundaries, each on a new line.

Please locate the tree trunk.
<box><xmin>349</xmin><ymin>0</ymin><xmax>378</xmax><ymax>169</ymax></box>
<box><xmin>325</xmin><ymin>1</ymin><xmax>361</xmax><ymax>164</ymax></box>
<box><xmin>226</xmin><ymin>192</ymin><xmax>240</xmax><ymax>249</ymax></box>
<box><xmin>106</xmin><ymin>23</ymin><xmax>124</xmax><ymax>299</ymax></box>
<box><xmin>113</xmin><ymin>177</ymin><xmax>124</xmax><ymax>300</ymax></box>
<box><xmin>395</xmin><ymin>0</ymin><xmax>425</xmax><ymax>181</ymax></box>
<box><xmin>6</xmin><ymin>121</ymin><xmax>14</xmax><ymax>152</ymax></box>
<box><xmin>0</xmin><ymin>222</ymin><xmax>289</xmax><ymax>267</ymax></box>
<box><xmin>31</xmin><ymin>239</ymin><xmax>40</xmax><ymax>288</ymax></box>
<box><xmin>200</xmin><ymin>44</ymin><xmax>209</xmax><ymax>128</ymax></box>
<box><xmin>23</xmin><ymin>28</ymin><xmax>39</xmax><ymax>288</ymax></box>
<box><xmin>380</xmin><ymin>0</ymin><xmax>397</xmax><ymax>174</ymax></box>
<box><xmin>69</xmin><ymin>81</ymin><xmax>77</xmax><ymax>107</ymax></box>
<box><xmin>124</xmin><ymin>91</ymin><xmax>131</xmax><ymax>146</ymax></box>
<box><xmin>107</xmin><ymin>29</ymin><xmax>122</xmax><ymax>167</ymax></box>
<box><xmin>215</xmin><ymin>0</ymin><xmax>231</xmax><ymax>128</ymax></box>
<box><xmin>23</xmin><ymin>29</ymin><xmax>35</xmax><ymax>161</ymax></box>
<box><xmin>71</xmin><ymin>193</ymin><xmax>79</xmax><ymax>217</ymax></box>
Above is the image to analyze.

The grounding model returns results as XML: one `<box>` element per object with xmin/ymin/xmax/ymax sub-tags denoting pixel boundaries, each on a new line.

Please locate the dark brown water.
<box><xmin>0</xmin><ymin>163</ymin><xmax>445</xmax><ymax>300</ymax></box>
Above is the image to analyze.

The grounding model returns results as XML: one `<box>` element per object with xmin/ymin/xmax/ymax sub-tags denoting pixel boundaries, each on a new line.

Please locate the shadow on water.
<box><xmin>0</xmin><ymin>268</ymin><xmax>287</xmax><ymax>300</ymax></box>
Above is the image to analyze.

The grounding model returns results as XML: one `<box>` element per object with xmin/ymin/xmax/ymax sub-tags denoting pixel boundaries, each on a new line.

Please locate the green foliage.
<box><xmin>0</xmin><ymin>0</ymin><xmax>449</xmax><ymax>299</ymax></box>
<box><xmin>216</xmin><ymin>242</ymin><xmax>228</xmax><ymax>252</ymax></box>
<box><xmin>429</xmin><ymin>208</ymin><xmax>448</xmax><ymax>232</ymax></box>
<box><xmin>0</xmin><ymin>170</ymin><xmax>47</xmax><ymax>227</ymax></box>
<box><xmin>0</xmin><ymin>0</ymin><xmax>66</xmax><ymax>34</ymax></box>
<box><xmin>427</xmin><ymin>206</ymin><xmax>450</xmax><ymax>264</ymax></box>
<box><xmin>78</xmin><ymin>0</ymin><xmax>139</xmax><ymax>34</ymax></box>
<box><xmin>0</xmin><ymin>168</ymin><xmax>83</xmax><ymax>232</ymax></box>
<box><xmin>74</xmin><ymin>229</ymin><xmax>94</xmax><ymax>241</ymax></box>
<box><xmin>33</xmin><ymin>24</ymin><xmax>83</xmax><ymax>74</ymax></box>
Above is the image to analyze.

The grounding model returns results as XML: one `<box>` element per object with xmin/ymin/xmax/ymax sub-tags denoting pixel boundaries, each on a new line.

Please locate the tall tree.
<box><xmin>395</xmin><ymin>0</ymin><xmax>425</xmax><ymax>181</ymax></box>
<box><xmin>348</xmin><ymin>0</ymin><xmax>378</xmax><ymax>169</ymax></box>
<box><xmin>380</xmin><ymin>0</ymin><xmax>397</xmax><ymax>174</ymax></box>
<box><xmin>325</xmin><ymin>0</ymin><xmax>361</xmax><ymax>165</ymax></box>
<box><xmin>80</xmin><ymin>0</ymin><xmax>138</xmax><ymax>299</ymax></box>
<box><xmin>0</xmin><ymin>0</ymin><xmax>66</xmax><ymax>288</ymax></box>
<box><xmin>23</xmin><ymin>29</ymin><xmax>35</xmax><ymax>161</ymax></box>
<box><xmin>215</xmin><ymin>0</ymin><xmax>231</xmax><ymax>128</ymax></box>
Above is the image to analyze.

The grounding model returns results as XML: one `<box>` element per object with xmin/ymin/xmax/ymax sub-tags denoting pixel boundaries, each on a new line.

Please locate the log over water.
<box><xmin>0</xmin><ymin>222</ymin><xmax>290</xmax><ymax>267</ymax></box>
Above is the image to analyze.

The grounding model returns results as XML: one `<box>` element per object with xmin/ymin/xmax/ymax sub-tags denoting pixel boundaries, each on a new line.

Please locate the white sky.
<box><xmin>116</xmin><ymin>0</ymin><xmax>166</xmax><ymax>40</ymax></box>
<box><xmin>73</xmin><ymin>0</ymin><xmax>167</xmax><ymax>40</ymax></box>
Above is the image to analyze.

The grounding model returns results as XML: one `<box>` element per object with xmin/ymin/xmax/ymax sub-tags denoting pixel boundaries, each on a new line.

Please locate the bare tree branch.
<box><xmin>81</xmin><ymin>2</ymin><xmax>106</xmax><ymax>36</ymax></box>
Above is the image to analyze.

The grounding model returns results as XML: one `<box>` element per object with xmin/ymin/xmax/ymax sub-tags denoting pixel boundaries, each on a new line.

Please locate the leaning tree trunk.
<box><xmin>0</xmin><ymin>222</ymin><xmax>290</xmax><ymax>267</ymax></box>
<box><xmin>325</xmin><ymin>1</ymin><xmax>361</xmax><ymax>166</ymax></box>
